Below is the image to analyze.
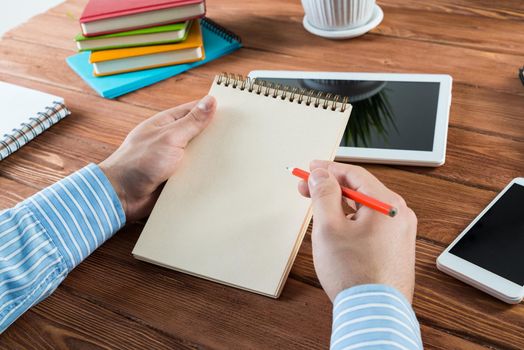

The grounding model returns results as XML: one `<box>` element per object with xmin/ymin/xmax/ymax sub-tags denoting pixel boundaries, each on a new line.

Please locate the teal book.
<box><xmin>75</xmin><ymin>21</ymin><xmax>191</xmax><ymax>51</ymax></box>
<box><xmin>66</xmin><ymin>19</ymin><xmax>241</xmax><ymax>99</ymax></box>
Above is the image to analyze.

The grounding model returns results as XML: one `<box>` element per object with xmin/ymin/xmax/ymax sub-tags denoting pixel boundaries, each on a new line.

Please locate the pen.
<box><xmin>287</xmin><ymin>167</ymin><xmax>397</xmax><ymax>217</ymax></box>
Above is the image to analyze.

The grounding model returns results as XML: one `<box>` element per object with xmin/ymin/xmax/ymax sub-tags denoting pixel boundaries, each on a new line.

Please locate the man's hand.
<box><xmin>298</xmin><ymin>160</ymin><xmax>417</xmax><ymax>302</ymax></box>
<box><xmin>99</xmin><ymin>96</ymin><xmax>216</xmax><ymax>222</ymax></box>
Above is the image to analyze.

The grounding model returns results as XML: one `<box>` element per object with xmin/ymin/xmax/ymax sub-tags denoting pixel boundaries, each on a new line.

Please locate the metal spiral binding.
<box><xmin>1</xmin><ymin>101</ymin><xmax>70</xmax><ymax>160</ymax></box>
<box><xmin>216</xmin><ymin>73</ymin><xmax>349</xmax><ymax>112</ymax></box>
<box><xmin>201</xmin><ymin>18</ymin><xmax>242</xmax><ymax>44</ymax></box>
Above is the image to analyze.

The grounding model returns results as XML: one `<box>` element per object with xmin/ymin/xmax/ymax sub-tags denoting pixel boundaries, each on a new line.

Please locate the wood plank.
<box><xmin>352</xmin><ymin>166</ymin><xmax>496</xmax><ymax>246</ymax></box>
<box><xmin>420</xmin><ymin>324</ymin><xmax>490</xmax><ymax>350</ymax></box>
<box><xmin>0</xmin><ymin>130</ymin><xmax>115</xmax><ymax>190</ymax></box>
<box><xmin>449</xmin><ymin>85</ymin><xmax>524</xmax><ymax>141</ymax></box>
<box><xmin>5</xmin><ymin>280</ymin><xmax>490</xmax><ymax>350</ymax></box>
<box><xmin>405</xmin><ymin>127</ymin><xmax>524</xmax><ymax>192</ymax></box>
<box><xmin>1</xmin><ymin>288</ymin><xmax>193</xmax><ymax>349</ymax></box>
<box><xmin>375</xmin><ymin>6</ymin><xmax>524</xmax><ymax>55</ymax></box>
<box><xmin>0</xmin><ymin>176</ymin><xmax>37</xmax><ymax>208</ymax></box>
<box><xmin>380</xmin><ymin>0</ymin><xmax>524</xmax><ymax>22</ymax></box>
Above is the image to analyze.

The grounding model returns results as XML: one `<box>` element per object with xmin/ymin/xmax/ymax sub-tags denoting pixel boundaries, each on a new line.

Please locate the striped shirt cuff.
<box><xmin>23</xmin><ymin>163</ymin><xmax>125</xmax><ymax>270</ymax></box>
<box><xmin>331</xmin><ymin>284</ymin><xmax>422</xmax><ymax>350</ymax></box>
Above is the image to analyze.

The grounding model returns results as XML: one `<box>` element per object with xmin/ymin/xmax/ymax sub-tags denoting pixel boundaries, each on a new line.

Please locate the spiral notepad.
<box><xmin>0</xmin><ymin>82</ymin><xmax>70</xmax><ymax>160</ymax></box>
<box><xmin>200</xmin><ymin>18</ymin><xmax>241</xmax><ymax>44</ymax></box>
<box><xmin>133</xmin><ymin>73</ymin><xmax>352</xmax><ymax>298</ymax></box>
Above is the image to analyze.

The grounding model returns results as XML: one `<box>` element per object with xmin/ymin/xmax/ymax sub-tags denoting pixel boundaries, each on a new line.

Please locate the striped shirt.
<box><xmin>0</xmin><ymin>164</ymin><xmax>124</xmax><ymax>333</ymax></box>
<box><xmin>332</xmin><ymin>285</ymin><xmax>422</xmax><ymax>349</ymax></box>
<box><xmin>0</xmin><ymin>164</ymin><xmax>423</xmax><ymax>349</ymax></box>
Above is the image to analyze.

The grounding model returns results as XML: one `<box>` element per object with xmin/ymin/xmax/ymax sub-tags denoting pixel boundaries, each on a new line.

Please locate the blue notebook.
<box><xmin>66</xmin><ymin>19</ymin><xmax>242</xmax><ymax>99</ymax></box>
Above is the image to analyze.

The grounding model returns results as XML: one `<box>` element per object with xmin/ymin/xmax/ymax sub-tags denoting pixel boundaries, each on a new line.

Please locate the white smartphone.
<box><xmin>437</xmin><ymin>178</ymin><xmax>524</xmax><ymax>304</ymax></box>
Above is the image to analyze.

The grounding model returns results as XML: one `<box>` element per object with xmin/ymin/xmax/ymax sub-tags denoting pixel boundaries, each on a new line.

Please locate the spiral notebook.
<box><xmin>132</xmin><ymin>74</ymin><xmax>352</xmax><ymax>298</ymax></box>
<box><xmin>0</xmin><ymin>82</ymin><xmax>70</xmax><ymax>160</ymax></box>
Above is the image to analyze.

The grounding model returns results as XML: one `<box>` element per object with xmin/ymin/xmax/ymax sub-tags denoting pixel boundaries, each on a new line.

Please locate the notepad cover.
<box><xmin>132</xmin><ymin>77</ymin><xmax>351</xmax><ymax>297</ymax></box>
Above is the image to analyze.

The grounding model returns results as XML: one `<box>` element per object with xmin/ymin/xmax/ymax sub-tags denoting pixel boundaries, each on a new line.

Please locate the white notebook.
<box><xmin>132</xmin><ymin>74</ymin><xmax>351</xmax><ymax>297</ymax></box>
<box><xmin>0</xmin><ymin>82</ymin><xmax>70</xmax><ymax>160</ymax></box>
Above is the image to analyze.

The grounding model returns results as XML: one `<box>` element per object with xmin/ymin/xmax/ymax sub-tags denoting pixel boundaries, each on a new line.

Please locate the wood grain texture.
<box><xmin>381</xmin><ymin>0</ymin><xmax>524</xmax><ymax>22</ymax></box>
<box><xmin>374</xmin><ymin>6</ymin><xmax>524</xmax><ymax>55</ymax></box>
<box><xmin>0</xmin><ymin>0</ymin><xmax>523</xmax><ymax>348</ymax></box>
<box><xmin>0</xmin><ymin>287</ymin><xmax>195</xmax><ymax>350</ymax></box>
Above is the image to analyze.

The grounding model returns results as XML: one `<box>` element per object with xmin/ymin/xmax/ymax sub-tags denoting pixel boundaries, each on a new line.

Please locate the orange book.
<box><xmin>89</xmin><ymin>22</ymin><xmax>204</xmax><ymax>76</ymax></box>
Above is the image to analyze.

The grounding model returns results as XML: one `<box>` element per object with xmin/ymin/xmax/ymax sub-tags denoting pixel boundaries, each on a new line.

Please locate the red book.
<box><xmin>80</xmin><ymin>0</ymin><xmax>206</xmax><ymax>37</ymax></box>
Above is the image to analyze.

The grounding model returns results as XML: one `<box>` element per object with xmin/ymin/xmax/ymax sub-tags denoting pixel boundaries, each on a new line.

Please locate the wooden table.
<box><xmin>1</xmin><ymin>0</ymin><xmax>523</xmax><ymax>348</ymax></box>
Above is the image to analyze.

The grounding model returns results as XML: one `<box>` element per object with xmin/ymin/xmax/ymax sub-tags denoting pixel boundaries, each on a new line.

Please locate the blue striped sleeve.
<box><xmin>331</xmin><ymin>284</ymin><xmax>423</xmax><ymax>350</ymax></box>
<box><xmin>0</xmin><ymin>163</ymin><xmax>125</xmax><ymax>332</ymax></box>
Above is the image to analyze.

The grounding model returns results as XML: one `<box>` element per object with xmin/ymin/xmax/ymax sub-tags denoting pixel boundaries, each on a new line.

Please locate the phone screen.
<box><xmin>449</xmin><ymin>183</ymin><xmax>524</xmax><ymax>285</ymax></box>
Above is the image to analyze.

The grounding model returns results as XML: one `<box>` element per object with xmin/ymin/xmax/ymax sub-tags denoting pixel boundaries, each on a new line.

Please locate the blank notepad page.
<box><xmin>133</xmin><ymin>75</ymin><xmax>351</xmax><ymax>297</ymax></box>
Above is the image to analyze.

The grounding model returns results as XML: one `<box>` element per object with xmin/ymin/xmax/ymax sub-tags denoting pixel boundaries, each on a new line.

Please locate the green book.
<box><xmin>75</xmin><ymin>21</ymin><xmax>191</xmax><ymax>51</ymax></box>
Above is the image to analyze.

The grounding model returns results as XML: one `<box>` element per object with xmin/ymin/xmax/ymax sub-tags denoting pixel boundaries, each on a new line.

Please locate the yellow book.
<box><xmin>89</xmin><ymin>22</ymin><xmax>204</xmax><ymax>76</ymax></box>
<box><xmin>132</xmin><ymin>74</ymin><xmax>351</xmax><ymax>298</ymax></box>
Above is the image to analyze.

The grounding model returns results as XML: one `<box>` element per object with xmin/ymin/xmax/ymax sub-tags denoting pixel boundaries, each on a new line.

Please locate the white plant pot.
<box><xmin>301</xmin><ymin>0</ymin><xmax>376</xmax><ymax>30</ymax></box>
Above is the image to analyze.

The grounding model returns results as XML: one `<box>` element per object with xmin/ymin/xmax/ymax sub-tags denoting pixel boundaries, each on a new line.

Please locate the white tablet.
<box><xmin>248</xmin><ymin>71</ymin><xmax>452</xmax><ymax>167</ymax></box>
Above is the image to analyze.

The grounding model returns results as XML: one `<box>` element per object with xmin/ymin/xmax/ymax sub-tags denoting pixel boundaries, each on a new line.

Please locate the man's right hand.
<box><xmin>298</xmin><ymin>160</ymin><xmax>418</xmax><ymax>303</ymax></box>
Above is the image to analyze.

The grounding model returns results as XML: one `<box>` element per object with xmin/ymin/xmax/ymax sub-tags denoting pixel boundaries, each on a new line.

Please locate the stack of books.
<box><xmin>67</xmin><ymin>0</ymin><xmax>242</xmax><ymax>98</ymax></box>
<box><xmin>76</xmin><ymin>0</ymin><xmax>206</xmax><ymax>76</ymax></box>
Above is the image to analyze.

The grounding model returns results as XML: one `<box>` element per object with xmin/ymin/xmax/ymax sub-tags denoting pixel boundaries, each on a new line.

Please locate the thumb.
<box><xmin>172</xmin><ymin>95</ymin><xmax>216</xmax><ymax>146</ymax></box>
<box><xmin>309</xmin><ymin>168</ymin><xmax>345</xmax><ymax>229</ymax></box>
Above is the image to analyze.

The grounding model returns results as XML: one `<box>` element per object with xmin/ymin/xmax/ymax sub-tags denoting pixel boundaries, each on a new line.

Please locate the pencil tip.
<box><xmin>389</xmin><ymin>207</ymin><xmax>398</xmax><ymax>218</ymax></box>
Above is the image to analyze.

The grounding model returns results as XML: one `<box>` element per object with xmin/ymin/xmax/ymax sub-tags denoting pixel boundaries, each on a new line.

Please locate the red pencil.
<box><xmin>287</xmin><ymin>167</ymin><xmax>397</xmax><ymax>217</ymax></box>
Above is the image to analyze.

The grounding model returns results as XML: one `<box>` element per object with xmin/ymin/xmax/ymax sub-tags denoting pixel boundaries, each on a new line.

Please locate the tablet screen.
<box><xmin>255</xmin><ymin>78</ymin><xmax>440</xmax><ymax>151</ymax></box>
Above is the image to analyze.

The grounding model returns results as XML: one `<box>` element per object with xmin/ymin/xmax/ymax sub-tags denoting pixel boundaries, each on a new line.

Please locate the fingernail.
<box><xmin>309</xmin><ymin>168</ymin><xmax>329</xmax><ymax>187</ymax></box>
<box><xmin>197</xmin><ymin>95</ymin><xmax>213</xmax><ymax>112</ymax></box>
